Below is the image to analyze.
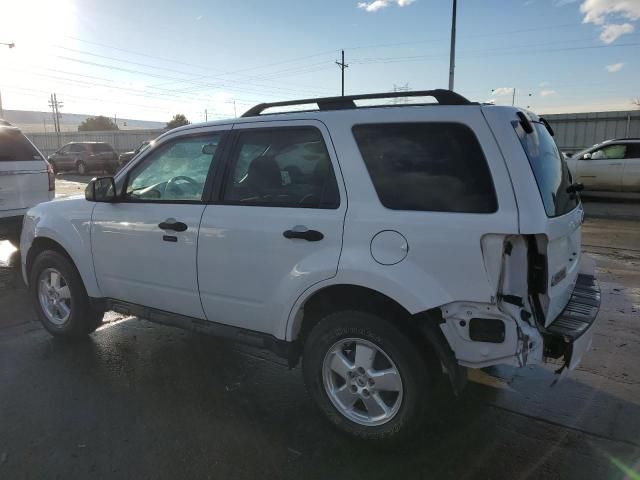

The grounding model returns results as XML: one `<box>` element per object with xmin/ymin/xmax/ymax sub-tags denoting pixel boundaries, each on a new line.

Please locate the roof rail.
<box><xmin>241</xmin><ymin>89</ymin><xmax>474</xmax><ymax>117</ymax></box>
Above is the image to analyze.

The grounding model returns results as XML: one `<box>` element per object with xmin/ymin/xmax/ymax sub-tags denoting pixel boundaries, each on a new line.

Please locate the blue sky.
<box><xmin>0</xmin><ymin>0</ymin><xmax>639</xmax><ymax>123</ymax></box>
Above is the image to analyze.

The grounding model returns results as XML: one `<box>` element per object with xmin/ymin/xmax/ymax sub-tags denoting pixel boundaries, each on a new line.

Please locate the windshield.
<box><xmin>514</xmin><ymin>120</ymin><xmax>578</xmax><ymax>217</ymax></box>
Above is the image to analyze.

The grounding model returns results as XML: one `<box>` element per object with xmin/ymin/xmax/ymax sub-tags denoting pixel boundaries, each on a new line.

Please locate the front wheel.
<box><xmin>303</xmin><ymin>310</ymin><xmax>432</xmax><ymax>441</ymax></box>
<box><xmin>30</xmin><ymin>250</ymin><xmax>103</xmax><ymax>338</ymax></box>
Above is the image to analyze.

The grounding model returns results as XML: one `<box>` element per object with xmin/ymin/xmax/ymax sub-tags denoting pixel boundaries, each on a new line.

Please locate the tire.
<box><xmin>76</xmin><ymin>161</ymin><xmax>86</xmax><ymax>175</ymax></box>
<box><xmin>30</xmin><ymin>250</ymin><xmax>103</xmax><ymax>338</ymax></box>
<box><xmin>303</xmin><ymin>310</ymin><xmax>431</xmax><ymax>441</ymax></box>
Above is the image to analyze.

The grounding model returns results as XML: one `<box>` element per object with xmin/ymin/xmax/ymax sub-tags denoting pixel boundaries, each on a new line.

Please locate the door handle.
<box><xmin>283</xmin><ymin>227</ymin><xmax>324</xmax><ymax>242</ymax></box>
<box><xmin>158</xmin><ymin>220</ymin><xmax>188</xmax><ymax>232</ymax></box>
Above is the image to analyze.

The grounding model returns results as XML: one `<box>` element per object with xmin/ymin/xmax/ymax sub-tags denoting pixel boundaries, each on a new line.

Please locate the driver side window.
<box><xmin>591</xmin><ymin>144</ymin><xmax>626</xmax><ymax>160</ymax></box>
<box><xmin>125</xmin><ymin>133</ymin><xmax>221</xmax><ymax>202</ymax></box>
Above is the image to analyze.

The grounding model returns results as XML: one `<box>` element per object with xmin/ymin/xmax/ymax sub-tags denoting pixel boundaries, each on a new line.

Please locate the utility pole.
<box><xmin>48</xmin><ymin>93</ymin><xmax>63</xmax><ymax>146</ymax></box>
<box><xmin>336</xmin><ymin>50</ymin><xmax>348</xmax><ymax>96</ymax></box>
<box><xmin>512</xmin><ymin>88</ymin><xmax>516</xmax><ymax>106</ymax></box>
<box><xmin>448</xmin><ymin>0</ymin><xmax>457</xmax><ymax>91</ymax></box>
<box><xmin>204</xmin><ymin>109</ymin><xmax>208</xmax><ymax>121</ymax></box>
<box><xmin>0</xmin><ymin>91</ymin><xmax>3</xmax><ymax>118</ymax></box>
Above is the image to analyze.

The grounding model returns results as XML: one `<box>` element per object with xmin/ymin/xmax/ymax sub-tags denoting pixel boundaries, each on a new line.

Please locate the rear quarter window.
<box><xmin>0</xmin><ymin>129</ymin><xmax>43</xmax><ymax>162</ymax></box>
<box><xmin>513</xmin><ymin>121</ymin><xmax>577</xmax><ymax>217</ymax></box>
<box><xmin>352</xmin><ymin>122</ymin><xmax>497</xmax><ymax>213</ymax></box>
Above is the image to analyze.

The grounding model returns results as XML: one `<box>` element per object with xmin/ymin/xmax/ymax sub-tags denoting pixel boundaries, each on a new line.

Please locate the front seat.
<box><xmin>247</xmin><ymin>156</ymin><xmax>282</xmax><ymax>197</ymax></box>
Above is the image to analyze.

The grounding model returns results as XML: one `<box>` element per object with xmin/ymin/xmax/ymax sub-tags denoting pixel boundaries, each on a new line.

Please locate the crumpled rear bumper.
<box><xmin>544</xmin><ymin>257</ymin><xmax>600</xmax><ymax>371</ymax></box>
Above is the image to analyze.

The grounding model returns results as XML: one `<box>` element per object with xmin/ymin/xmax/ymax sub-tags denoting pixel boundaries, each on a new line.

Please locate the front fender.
<box><xmin>21</xmin><ymin>197</ymin><xmax>99</xmax><ymax>297</ymax></box>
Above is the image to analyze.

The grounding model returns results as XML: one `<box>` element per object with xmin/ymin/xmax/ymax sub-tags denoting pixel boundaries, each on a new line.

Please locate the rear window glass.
<box><xmin>514</xmin><ymin>121</ymin><xmax>578</xmax><ymax>217</ymax></box>
<box><xmin>0</xmin><ymin>128</ymin><xmax>43</xmax><ymax>162</ymax></box>
<box><xmin>352</xmin><ymin>122</ymin><xmax>497</xmax><ymax>213</ymax></box>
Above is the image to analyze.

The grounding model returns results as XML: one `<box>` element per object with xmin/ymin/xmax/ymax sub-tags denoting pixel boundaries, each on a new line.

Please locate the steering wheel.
<box><xmin>166</xmin><ymin>175</ymin><xmax>199</xmax><ymax>195</ymax></box>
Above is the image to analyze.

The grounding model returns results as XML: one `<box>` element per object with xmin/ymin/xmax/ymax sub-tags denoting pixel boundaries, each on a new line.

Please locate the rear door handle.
<box><xmin>283</xmin><ymin>227</ymin><xmax>324</xmax><ymax>242</ymax></box>
<box><xmin>158</xmin><ymin>219</ymin><xmax>188</xmax><ymax>232</ymax></box>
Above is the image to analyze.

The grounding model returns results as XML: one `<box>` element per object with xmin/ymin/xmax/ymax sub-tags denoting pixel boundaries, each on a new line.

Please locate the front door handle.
<box><xmin>158</xmin><ymin>219</ymin><xmax>188</xmax><ymax>232</ymax></box>
<box><xmin>283</xmin><ymin>227</ymin><xmax>324</xmax><ymax>242</ymax></box>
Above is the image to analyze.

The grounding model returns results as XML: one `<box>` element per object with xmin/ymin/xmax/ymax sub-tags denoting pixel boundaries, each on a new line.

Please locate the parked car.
<box><xmin>0</xmin><ymin>124</ymin><xmax>54</xmax><ymax>246</ymax></box>
<box><xmin>48</xmin><ymin>142</ymin><xmax>119</xmax><ymax>175</ymax></box>
<box><xmin>20</xmin><ymin>90</ymin><xmax>599</xmax><ymax>441</ymax></box>
<box><xmin>118</xmin><ymin>140</ymin><xmax>152</xmax><ymax>168</ymax></box>
<box><xmin>567</xmin><ymin>138</ymin><xmax>640</xmax><ymax>193</ymax></box>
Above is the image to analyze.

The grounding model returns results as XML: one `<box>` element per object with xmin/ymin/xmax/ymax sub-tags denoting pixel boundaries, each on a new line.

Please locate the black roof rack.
<box><xmin>241</xmin><ymin>89</ymin><xmax>474</xmax><ymax>117</ymax></box>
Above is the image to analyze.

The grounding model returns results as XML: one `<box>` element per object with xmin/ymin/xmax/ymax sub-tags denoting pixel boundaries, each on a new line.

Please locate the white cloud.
<box><xmin>491</xmin><ymin>87</ymin><xmax>515</xmax><ymax>96</ymax></box>
<box><xmin>605</xmin><ymin>61</ymin><xmax>625</xmax><ymax>71</ymax></box>
<box><xmin>577</xmin><ymin>0</ymin><xmax>640</xmax><ymax>43</ymax></box>
<box><xmin>580</xmin><ymin>0</ymin><xmax>640</xmax><ymax>25</ymax></box>
<box><xmin>357</xmin><ymin>0</ymin><xmax>415</xmax><ymax>12</ymax></box>
<box><xmin>599</xmin><ymin>22</ymin><xmax>635</xmax><ymax>42</ymax></box>
<box><xmin>540</xmin><ymin>89</ymin><xmax>558</xmax><ymax>97</ymax></box>
<box><xmin>539</xmin><ymin>81</ymin><xmax>551</xmax><ymax>87</ymax></box>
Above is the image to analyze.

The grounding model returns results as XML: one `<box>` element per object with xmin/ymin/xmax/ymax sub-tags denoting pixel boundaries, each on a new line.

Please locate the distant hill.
<box><xmin>0</xmin><ymin>110</ymin><xmax>164</xmax><ymax>133</ymax></box>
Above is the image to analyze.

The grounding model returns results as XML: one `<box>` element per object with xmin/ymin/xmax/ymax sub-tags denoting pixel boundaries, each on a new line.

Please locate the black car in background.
<box><xmin>48</xmin><ymin>142</ymin><xmax>119</xmax><ymax>175</ymax></box>
<box><xmin>118</xmin><ymin>140</ymin><xmax>152</xmax><ymax>168</ymax></box>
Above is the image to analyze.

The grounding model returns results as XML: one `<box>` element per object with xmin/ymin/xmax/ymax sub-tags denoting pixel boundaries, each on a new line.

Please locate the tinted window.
<box><xmin>223</xmin><ymin>127</ymin><xmax>339</xmax><ymax>209</ymax></box>
<box><xmin>352</xmin><ymin>123</ymin><xmax>497</xmax><ymax>213</ymax></box>
<box><xmin>69</xmin><ymin>144</ymin><xmax>86</xmax><ymax>153</ymax></box>
<box><xmin>624</xmin><ymin>143</ymin><xmax>640</xmax><ymax>158</ymax></box>
<box><xmin>0</xmin><ymin>128</ymin><xmax>43</xmax><ymax>162</ymax></box>
<box><xmin>125</xmin><ymin>134</ymin><xmax>221</xmax><ymax>202</ymax></box>
<box><xmin>93</xmin><ymin>143</ymin><xmax>114</xmax><ymax>153</ymax></box>
<box><xmin>514</xmin><ymin>121</ymin><xmax>577</xmax><ymax>217</ymax></box>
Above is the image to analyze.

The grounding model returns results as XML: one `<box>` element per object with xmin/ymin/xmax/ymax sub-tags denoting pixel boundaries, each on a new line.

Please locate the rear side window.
<box><xmin>514</xmin><ymin>121</ymin><xmax>577</xmax><ymax>217</ymax></box>
<box><xmin>223</xmin><ymin>127</ymin><xmax>340</xmax><ymax>209</ymax></box>
<box><xmin>0</xmin><ymin>128</ymin><xmax>43</xmax><ymax>162</ymax></box>
<box><xmin>94</xmin><ymin>144</ymin><xmax>114</xmax><ymax>153</ymax></box>
<box><xmin>352</xmin><ymin>123</ymin><xmax>497</xmax><ymax>213</ymax></box>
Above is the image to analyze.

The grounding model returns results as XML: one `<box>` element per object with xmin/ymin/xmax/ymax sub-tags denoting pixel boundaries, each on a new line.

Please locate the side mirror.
<box><xmin>582</xmin><ymin>153</ymin><xmax>592</xmax><ymax>160</ymax></box>
<box><xmin>201</xmin><ymin>143</ymin><xmax>218</xmax><ymax>155</ymax></box>
<box><xmin>85</xmin><ymin>176</ymin><xmax>117</xmax><ymax>202</ymax></box>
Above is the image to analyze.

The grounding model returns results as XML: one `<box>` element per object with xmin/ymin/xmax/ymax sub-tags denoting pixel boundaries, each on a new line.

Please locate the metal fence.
<box><xmin>544</xmin><ymin>110</ymin><xmax>640</xmax><ymax>153</ymax></box>
<box><xmin>26</xmin><ymin>129</ymin><xmax>165</xmax><ymax>157</ymax></box>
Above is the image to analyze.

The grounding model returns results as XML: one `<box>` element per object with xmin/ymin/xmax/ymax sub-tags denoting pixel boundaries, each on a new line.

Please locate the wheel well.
<box><xmin>296</xmin><ymin>285</ymin><xmax>435</xmax><ymax>355</ymax></box>
<box><xmin>26</xmin><ymin>237</ymin><xmax>73</xmax><ymax>281</ymax></box>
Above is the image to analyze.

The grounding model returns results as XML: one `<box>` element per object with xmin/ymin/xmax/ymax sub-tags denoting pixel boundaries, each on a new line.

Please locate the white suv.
<box><xmin>0</xmin><ymin>124</ymin><xmax>54</xmax><ymax>246</ymax></box>
<box><xmin>20</xmin><ymin>90</ymin><xmax>600</xmax><ymax>440</ymax></box>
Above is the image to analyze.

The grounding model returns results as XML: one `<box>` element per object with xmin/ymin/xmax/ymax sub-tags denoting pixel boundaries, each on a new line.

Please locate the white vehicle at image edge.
<box><xmin>20</xmin><ymin>90</ymin><xmax>600</xmax><ymax>441</ymax></box>
<box><xmin>567</xmin><ymin>138</ymin><xmax>640</xmax><ymax>194</ymax></box>
<box><xmin>0</xmin><ymin>123</ymin><xmax>55</xmax><ymax>247</ymax></box>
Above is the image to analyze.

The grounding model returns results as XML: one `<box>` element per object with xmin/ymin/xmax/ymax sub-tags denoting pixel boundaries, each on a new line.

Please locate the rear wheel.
<box><xmin>30</xmin><ymin>250</ymin><xmax>103</xmax><ymax>338</ymax></box>
<box><xmin>303</xmin><ymin>310</ymin><xmax>432</xmax><ymax>441</ymax></box>
<box><xmin>76</xmin><ymin>161</ymin><xmax>86</xmax><ymax>175</ymax></box>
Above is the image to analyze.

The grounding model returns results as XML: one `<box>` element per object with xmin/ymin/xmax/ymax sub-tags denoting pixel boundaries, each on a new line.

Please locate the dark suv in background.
<box><xmin>48</xmin><ymin>142</ymin><xmax>119</xmax><ymax>175</ymax></box>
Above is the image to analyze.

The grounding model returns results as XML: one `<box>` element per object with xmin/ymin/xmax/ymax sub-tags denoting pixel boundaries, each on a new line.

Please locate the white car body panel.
<box><xmin>91</xmin><ymin>203</ymin><xmax>207</xmax><ymax>319</ymax></box>
<box><xmin>20</xmin><ymin>196</ymin><xmax>99</xmax><ymax>295</ymax></box>
<box><xmin>622</xmin><ymin>155</ymin><xmax>640</xmax><ymax>192</ymax></box>
<box><xmin>198</xmin><ymin>119</ymin><xmax>347</xmax><ymax>338</ymax></box>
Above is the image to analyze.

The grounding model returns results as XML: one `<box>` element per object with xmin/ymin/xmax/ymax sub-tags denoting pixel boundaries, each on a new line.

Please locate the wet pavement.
<box><xmin>0</xmin><ymin>183</ymin><xmax>639</xmax><ymax>479</ymax></box>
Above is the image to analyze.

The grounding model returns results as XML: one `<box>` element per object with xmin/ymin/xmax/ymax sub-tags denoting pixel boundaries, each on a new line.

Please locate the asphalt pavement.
<box><xmin>0</xmin><ymin>178</ymin><xmax>638</xmax><ymax>479</ymax></box>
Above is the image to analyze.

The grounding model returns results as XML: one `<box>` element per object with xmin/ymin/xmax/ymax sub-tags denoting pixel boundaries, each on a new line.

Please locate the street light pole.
<box><xmin>1</xmin><ymin>41</ymin><xmax>15</xmax><ymax>118</ymax></box>
<box><xmin>448</xmin><ymin>0</ymin><xmax>457</xmax><ymax>91</ymax></box>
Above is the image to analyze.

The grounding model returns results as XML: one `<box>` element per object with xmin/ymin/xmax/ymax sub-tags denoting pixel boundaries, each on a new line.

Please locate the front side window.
<box><xmin>591</xmin><ymin>144</ymin><xmax>626</xmax><ymax>160</ymax></box>
<box><xmin>223</xmin><ymin>127</ymin><xmax>339</xmax><ymax>208</ymax></box>
<box><xmin>352</xmin><ymin>122</ymin><xmax>497</xmax><ymax>213</ymax></box>
<box><xmin>514</xmin><ymin>121</ymin><xmax>578</xmax><ymax>217</ymax></box>
<box><xmin>124</xmin><ymin>134</ymin><xmax>221</xmax><ymax>202</ymax></box>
